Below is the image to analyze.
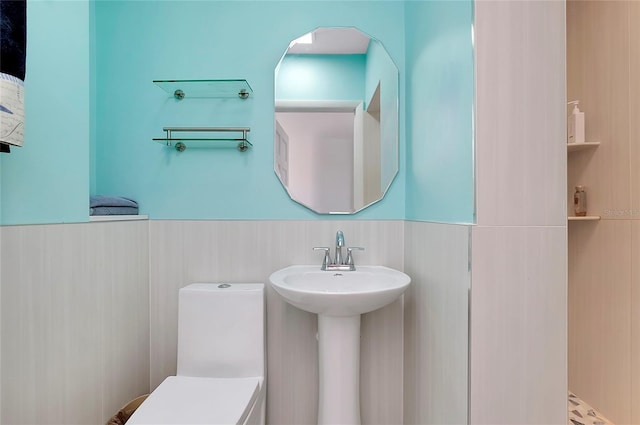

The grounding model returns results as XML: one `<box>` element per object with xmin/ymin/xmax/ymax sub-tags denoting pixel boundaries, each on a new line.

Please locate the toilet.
<box><xmin>128</xmin><ymin>283</ymin><xmax>266</xmax><ymax>425</ymax></box>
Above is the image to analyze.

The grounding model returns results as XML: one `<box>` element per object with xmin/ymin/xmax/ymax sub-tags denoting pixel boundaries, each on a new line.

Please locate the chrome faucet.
<box><xmin>313</xmin><ymin>230</ymin><xmax>364</xmax><ymax>271</ymax></box>
<box><xmin>335</xmin><ymin>230</ymin><xmax>345</xmax><ymax>265</ymax></box>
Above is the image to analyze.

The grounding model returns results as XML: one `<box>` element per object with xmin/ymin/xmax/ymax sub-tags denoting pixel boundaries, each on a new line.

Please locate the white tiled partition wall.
<box><xmin>473</xmin><ymin>0</ymin><xmax>567</xmax><ymax>423</ymax></box>
<box><xmin>148</xmin><ymin>220</ymin><xmax>405</xmax><ymax>425</ymax></box>
<box><xmin>474</xmin><ymin>1</ymin><xmax>566</xmax><ymax>228</ymax></box>
<box><xmin>0</xmin><ymin>219</ymin><xmax>418</xmax><ymax>425</ymax></box>
<box><xmin>0</xmin><ymin>221</ymin><xmax>150</xmax><ymax>424</ymax></box>
<box><xmin>471</xmin><ymin>227</ymin><xmax>567</xmax><ymax>423</ymax></box>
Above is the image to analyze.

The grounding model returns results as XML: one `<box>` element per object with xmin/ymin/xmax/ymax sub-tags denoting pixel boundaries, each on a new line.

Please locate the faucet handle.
<box><xmin>313</xmin><ymin>247</ymin><xmax>331</xmax><ymax>270</ymax></box>
<box><xmin>345</xmin><ymin>247</ymin><xmax>365</xmax><ymax>267</ymax></box>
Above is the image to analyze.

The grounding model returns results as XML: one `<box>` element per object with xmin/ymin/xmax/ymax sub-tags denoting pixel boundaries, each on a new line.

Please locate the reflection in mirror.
<box><xmin>274</xmin><ymin>27</ymin><xmax>399</xmax><ymax>214</ymax></box>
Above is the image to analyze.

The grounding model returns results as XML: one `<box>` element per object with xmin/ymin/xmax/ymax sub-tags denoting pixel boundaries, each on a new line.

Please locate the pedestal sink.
<box><xmin>269</xmin><ymin>265</ymin><xmax>411</xmax><ymax>425</ymax></box>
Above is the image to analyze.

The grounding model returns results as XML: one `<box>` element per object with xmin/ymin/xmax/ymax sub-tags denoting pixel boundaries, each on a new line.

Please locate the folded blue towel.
<box><xmin>90</xmin><ymin>195</ymin><xmax>138</xmax><ymax>208</ymax></box>
<box><xmin>90</xmin><ymin>206</ymin><xmax>138</xmax><ymax>216</ymax></box>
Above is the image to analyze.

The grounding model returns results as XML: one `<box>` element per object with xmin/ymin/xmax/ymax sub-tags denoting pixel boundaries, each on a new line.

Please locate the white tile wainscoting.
<box><xmin>0</xmin><ymin>219</ymin><xmax>476</xmax><ymax>425</ymax></box>
<box><xmin>403</xmin><ymin>221</ymin><xmax>471</xmax><ymax>424</ymax></box>
<box><xmin>148</xmin><ymin>220</ymin><xmax>406</xmax><ymax>425</ymax></box>
<box><xmin>0</xmin><ymin>221</ymin><xmax>149</xmax><ymax>424</ymax></box>
<box><xmin>0</xmin><ymin>217</ymin><xmax>570</xmax><ymax>425</ymax></box>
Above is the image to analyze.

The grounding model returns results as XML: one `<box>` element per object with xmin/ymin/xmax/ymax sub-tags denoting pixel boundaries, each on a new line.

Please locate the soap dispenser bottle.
<box><xmin>568</xmin><ymin>100</ymin><xmax>585</xmax><ymax>144</ymax></box>
<box><xmin>574</xmin><ymin>185</ymin><xmax>587</xmax><ymax>217</ymax></box>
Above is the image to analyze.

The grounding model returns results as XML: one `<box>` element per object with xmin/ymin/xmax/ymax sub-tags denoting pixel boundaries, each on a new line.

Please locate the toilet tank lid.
<box><xmin>127</xmin><ymin>376</ymin><xmax>263</xmax><ymax>425</ymax></box>
<box><xmin>182</xmin><ymin>283</ymin><xmax>264</xmax><ymax>292</ymax></box>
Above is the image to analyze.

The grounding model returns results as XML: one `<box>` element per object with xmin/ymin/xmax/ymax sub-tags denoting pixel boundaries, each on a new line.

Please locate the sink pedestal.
<box><xmin>318</xmin><ymin>314</ymin><xmax>361</xmax><ymax>425</ymax></box>
<box><xmin>269</xmin><ymin>265</ymin><xmax>411</xmax><ymax>425</ymax></box>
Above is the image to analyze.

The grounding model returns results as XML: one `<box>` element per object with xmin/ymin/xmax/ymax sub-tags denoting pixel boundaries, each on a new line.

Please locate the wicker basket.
<box><xmin>106</xmin><ymin>394</ymin><xmax>149</xmax><ymax>425</ymax></box>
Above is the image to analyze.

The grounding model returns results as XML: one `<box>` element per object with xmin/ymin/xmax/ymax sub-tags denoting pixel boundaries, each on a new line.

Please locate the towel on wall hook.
<box><xmin>0</xmin><ymin>0</ymin><xmax>26</xmax><ymax>152</ymax></box>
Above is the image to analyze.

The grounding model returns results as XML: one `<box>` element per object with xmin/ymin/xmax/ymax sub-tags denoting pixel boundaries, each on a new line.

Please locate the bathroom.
<box><xmin>0</xmin><ymin>1</ymin><xmax>566</xmax><ymax>424</ymax></box>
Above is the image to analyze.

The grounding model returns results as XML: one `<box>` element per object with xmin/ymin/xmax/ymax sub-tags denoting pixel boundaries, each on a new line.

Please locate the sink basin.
<box><xmin>269</xmin><ymin>265</ymin><xmax>411</xmax><ymax>316</ymax></box>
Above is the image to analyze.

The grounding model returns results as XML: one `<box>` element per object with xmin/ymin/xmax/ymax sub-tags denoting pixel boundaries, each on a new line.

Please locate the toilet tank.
<box><xmin>177</xmin><ymin>283</ymin><xmax>265</xmax><ymax>378</ymax></box>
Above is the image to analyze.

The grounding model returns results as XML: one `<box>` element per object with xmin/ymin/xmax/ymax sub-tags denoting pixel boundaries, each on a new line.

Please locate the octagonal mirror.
<box><xmin>274</xmin><ymin>27</ymin><xmax>399</xmax><ymax>214</ymax></box>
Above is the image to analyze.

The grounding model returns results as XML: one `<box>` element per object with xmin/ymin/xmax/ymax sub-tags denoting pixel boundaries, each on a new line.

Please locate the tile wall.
<box><xmin>0</xmin><ymin>218</ymin><xmax>473</xmax><ymax>425</ymax></box>
<box><xmin>471</xmin><ymin>227</ymin><xmax>567</xmax><ymax>423</ymax></box>
<box><xmin>148</xmin><ymin>220</ymin><xmax>406</xmax><ymax>425</ymax></box>
<box><xmin>473</xmin><ymin>0</ymin><xmax>568</xmax><ymax>423</ymax></box>
<box><xmin>568</xmin><ymin>220</ymin><xmax>632</xmax><ymax>423</ymax></box>
<box><xmin>567</xmin><ymin>2</ymin><xmax>640</xmax><ymax>422</ymax></box>
<box><xmin>403</xmin><ymin>221</ymin><xmax>470</xmax><ymax>424</ymax></box>
<box><xmin>0</xmin><ymin>221</ymin><xmax>149</xmax><ymax>424</ymax></box>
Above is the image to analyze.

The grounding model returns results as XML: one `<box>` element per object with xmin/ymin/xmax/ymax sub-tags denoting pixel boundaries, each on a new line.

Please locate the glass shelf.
<box><xmin>153</xmin><ymin>127</ymin><xmax>252</xmax><ymax>152</ymax></box>
<box><xmin>153</xmin><ymin>79</ymin><xmax>252</xmax><ymax>99</ymax></box>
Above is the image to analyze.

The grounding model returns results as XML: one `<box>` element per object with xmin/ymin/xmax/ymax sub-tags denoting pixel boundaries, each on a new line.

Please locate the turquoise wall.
<box><xmin>0</xmin><ymin>0</ymin><xmax>476</xmax><ymax>225</ymax></box>
<box><xmin>404</xmin><ymin>0</ymin><xmax>475</xmax><ymax>223</ymax></box>
<box><xmin>90</xmin><ymin>0</ymin><xmax>97</xmax><ymax>198</ymax></box>
<box><xmin>364</xmin><ymin>39</ymin><xmax>399</xmax><ymax>193</ymax></box>
<box><xmin>94</xmin><ymin>1</ymin><xmax>405</xmax><ymax>220</ymax></box>
<box><xmin>276</xmin><ymin>54</ymin><xmax>365</xmax><ymax>101</ymax></box>
<box><xmin>0</xmin><ymin>0</ymin><xmax>90</xmax><ymax>225</ymax></box>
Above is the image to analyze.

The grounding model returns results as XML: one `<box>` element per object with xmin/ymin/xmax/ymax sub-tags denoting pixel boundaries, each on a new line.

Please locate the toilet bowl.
<box><xmin>128</xmin><ymin>283</ymin><xmax>266</xmax><ymax>425</ymax></box>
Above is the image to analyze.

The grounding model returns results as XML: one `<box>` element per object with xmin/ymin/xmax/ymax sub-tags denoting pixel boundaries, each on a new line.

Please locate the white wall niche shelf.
<box><xmin>568</xmin><ymin>215</ymin><xmax>601</xmax><ymax>222</ymax></box>
<box><xmin>90</xmin><ymin>215</ymin><xmax>148</xmax><ymax>222</ymax></box>
<box><xmin>568</xmin><ymin>142</ymin><xmax>600</xmax><ymax>222</ymax></box>
<box><xmin>153</xmin><ymin>79</ymin><xmax>252</xmax><ymax>99</ymax></box>
<box><xmin>567</xmin><ymin>141</ymin><xmax>600</xmax><ymax>153</ymax></box>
